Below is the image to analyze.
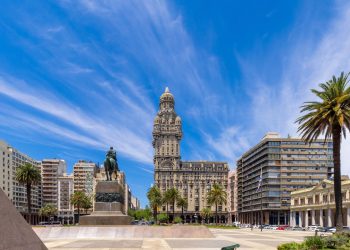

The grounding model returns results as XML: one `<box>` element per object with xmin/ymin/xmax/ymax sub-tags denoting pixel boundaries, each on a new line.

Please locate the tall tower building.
<box><xmin>41</xmin><ymin>159</ymin><xmax>66</xmax><ymax>207</ymax></box>
<box><xmin>153</xmin><ymin>87</ymin><xmax>182</xmax><ymax>174</ymax></box>
<box><xmin>153</xmin><ymin>88</ymin><xmax>229</xmax><ymax>223</ymax></box>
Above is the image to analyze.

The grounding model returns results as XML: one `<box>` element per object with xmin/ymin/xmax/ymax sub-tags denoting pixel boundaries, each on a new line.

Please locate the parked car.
<box><xmin>138</xmin><ymin>220</ymin><xmax>149</xmax><ymax>225</ymax></box>
<box><xmin>276</xmin><ymin>225</ymin><xmax>289</xmax><ymax>230</ymax></box>
<box><xmin>328</xmin><ymin>226</ymin><xmax>350</xmax><ymax>233</ymax></box>
<box><xmin>308</xmin><ymin>225</ymin><xmax>320</xmax><ymax>231</ymax></box>
<box><xmin>131</xmin><ymin>220</ymin><xmax>139</xmax><ymax>225</ymax></box>
<box><xmin>291</xmin><ymin>226</ymin><xmax>305</xmax><ymax>231</ymax></box>
<box><xmin>233</xmin><ymin>222</ymin><xmax>240</xmax><ymax>227</ymax></box>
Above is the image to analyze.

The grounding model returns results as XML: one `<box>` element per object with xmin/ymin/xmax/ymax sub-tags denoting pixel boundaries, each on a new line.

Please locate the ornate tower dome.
<box><xmin>160</xmin><ymin>87</ymin><xmax>174</xmax><ymax>103</ymax></box>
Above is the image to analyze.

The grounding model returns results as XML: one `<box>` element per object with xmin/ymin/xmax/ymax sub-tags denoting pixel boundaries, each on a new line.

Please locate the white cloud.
<box><xmin>0</xmin><ymin>76</ymin><xmax>153</xmax><ymax>163</ymax></box>
<box><xmin>238</xmin><ymin>0</ymin><xmax>350</xmax><ymax>174</ymax></box>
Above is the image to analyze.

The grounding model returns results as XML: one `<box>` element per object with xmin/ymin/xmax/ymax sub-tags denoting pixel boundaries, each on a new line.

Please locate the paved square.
<box><xmin>38</xmin><ymin>227</ymin><xmax>317</xmax><ymax>250</ymax></box>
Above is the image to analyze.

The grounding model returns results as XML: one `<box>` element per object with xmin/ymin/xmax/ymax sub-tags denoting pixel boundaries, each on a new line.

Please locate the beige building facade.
<box><xmin>57</xmin><ymin>173</ymin><xmax>74</xmax><ymax>224</ymax></box>
<box><xmin>228</xmin><ymin>170</ymin><xmax>238</xmax><ymax>223</ymax></box>
<box><xmin>73</xmin><ymin>160</ymin><xmax>97</xmax><ymax>196</ymax></box>
<box><xmin>153</xmin><ymin>88</ymin><xmax>229</xmax><ymax>223</ymax></box>
<box><xmin>0</xmin><ymin>141</ymin><xmax>42</xmax><ymax>224</ymax></box>
<box><xmin>41</xmin><ymin>159</ymin><xmax>66</xmax><ymax>207</ymax></box>
<box><xmin>291</xmin><ymin>178</ymin><xmax>350</xmax><ymax>227</ymax></box>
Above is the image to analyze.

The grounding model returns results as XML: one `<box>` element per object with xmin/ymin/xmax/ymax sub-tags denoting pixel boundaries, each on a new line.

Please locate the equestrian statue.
<box><xmin>104</xmin><ymin>146</ymin><xmax>119</xmax><ymax>181</ymax></box>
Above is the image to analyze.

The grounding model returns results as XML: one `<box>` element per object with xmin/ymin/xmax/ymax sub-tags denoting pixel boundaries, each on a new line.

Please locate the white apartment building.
<box><xmin>0</xmin><ymin>141</ymin><xmax>42</xmax><ymax>224</ymax></box>
<box><xmin>41</xmin><ymin>159</ymin><xmax>66</xmax><ymax>207</ymax></box>
<box><xmin>73</xmin><ymin>160</ymin><xmax>96</xmax><ymax>195</ymax></box>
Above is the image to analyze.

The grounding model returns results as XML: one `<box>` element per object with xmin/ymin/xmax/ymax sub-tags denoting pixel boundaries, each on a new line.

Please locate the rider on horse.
<box><xmin>104</xmin><ymin>146</ymin><xmax>119</xmax><ymax>181</ymax></box>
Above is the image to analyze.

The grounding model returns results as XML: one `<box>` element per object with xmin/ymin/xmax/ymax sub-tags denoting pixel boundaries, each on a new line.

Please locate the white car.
<box><xmin>308</xmin><ymin>225</ymin><xmax>320</xmax><ymax>231</ymax></box>
<box><xmin>233</xmin><ymin>222</ymin><xmax>240</xmax><ymax>227</ymax></box>
<box><xmin>329</xmin><ymin>226</ymin><xmax>350</xmax><ymax>233</ymax></box>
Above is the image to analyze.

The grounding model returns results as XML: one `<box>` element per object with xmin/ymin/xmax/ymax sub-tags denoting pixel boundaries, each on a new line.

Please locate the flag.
<box><xmin>257</xmin><ymin>167</ymin><xmax>262</xmax><ymax>191</ymax></box>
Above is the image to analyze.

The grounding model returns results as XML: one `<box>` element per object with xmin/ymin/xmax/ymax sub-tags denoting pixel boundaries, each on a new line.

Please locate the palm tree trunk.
<box><xmin>181</xmin><ymin>206</ymin><xmax>184</xmax><ymax>222</ymax></box>
<box><xmin>173</xmin><ymin>201</ymin><xmax>175</xmax><ymax>223</ymax></box>
<box><xmin>155</xmin><ymin>206</ymin><xmax>158</xmax><ymax>224</ymax></box>
<box><xmin>78</xmin><ymin>205</ymin><xmax>80</xmax><ymax>223</ymax></box>
<box><xmin>333</xmin><ymin>125</ymin><xmax>343</xmax><ymax>232</ymax></box>
<box><xmin>26</xmin><ymin>182</ymin><xmax>32</xmax><ymax>224</ymax></box>
<box><xmin>215</xmin><ymin>203</ymin><xmax>218</xmax><ymax>225</ymax></box>
<box><xmin>166</xmin><ymin>203</ymin><xmax>169</xmax><ymax>223</ymax></box>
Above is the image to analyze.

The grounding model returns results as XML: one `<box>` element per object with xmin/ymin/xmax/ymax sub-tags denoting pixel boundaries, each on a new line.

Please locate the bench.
<box><xmin>221</xmin><ymin>244</ymin><xmax>240</xmax><ymax>250</ymax></box>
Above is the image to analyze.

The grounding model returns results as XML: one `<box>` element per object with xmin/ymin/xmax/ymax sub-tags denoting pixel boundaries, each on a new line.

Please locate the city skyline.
<box><xmin>1</xmin><ymin>0</ymin><xmax>350</xmax><ymax>206</ymax></box>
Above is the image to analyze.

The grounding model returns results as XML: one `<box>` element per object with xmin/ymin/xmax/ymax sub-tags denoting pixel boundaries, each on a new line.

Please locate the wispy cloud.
<box><xmin>0</xmin><ymin>0</ymin><xmax>237</xmax><ymax>168</ymax></box>
<box><xmin>237</xmin><ymin>0</ymin><xmax>350</xmax><ymax>174</ymax></box>
<box><xmin>0</xmin><ymin>75</ymin><xmax>153</xmax><ymax>163</ymax></box>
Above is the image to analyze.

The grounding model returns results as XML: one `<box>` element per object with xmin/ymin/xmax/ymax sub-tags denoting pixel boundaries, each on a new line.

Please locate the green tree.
<box><xmin>15</xmin><ymin>163</ymin><xmax>41</xmax><ymax>224</ymax></box>
<box><xmin>200</xmin><ymin>207</ymin><xmax>211</xmax><ymax>224</ymax></box>
<box><xmin>296</xmin><ymin>72</ymin><xmax>350</xmax><ymax>232</ymax></box>
<box><xmin>82</xmin><ymin>196</ymin><xmax>92</xmax><ymax>214</ymax></box>
<box><xmin>176</xmin><ymin>196</ymin><xmax>188</xmax><ymax>220</ymax></box>
<box><xmin>164</xmin><ymin>188</ymin><xmax>180</xmax><ymax>222</ymax></box>
<box><xmin>39</xmin><ymin>204</ymin><xmax>58</xmax><ymax>224</ymax></box>
<box><xmin>147</xmin><ymin>185</ymin><xmax>162</xmax><ymax>223</ymax></box>
<box><xmin>70</xmin><ymin>191</ymin><xmax>87</xmax><ymax>222</ymax></box>
<box><xmin>207</xmin><ymin>183</ymin><xmax>227</xmax><ymax>224</ymax></box>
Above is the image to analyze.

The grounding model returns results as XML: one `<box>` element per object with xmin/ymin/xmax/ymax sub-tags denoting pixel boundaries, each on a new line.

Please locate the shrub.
<box><xmin>279</xmin><ymin>233</ymin><xmax>350</xmax><ymax>250</ymax></box>
<box><xmin>324</xmin><ymin>233</ymin><xmax>350</xmax><ymax>249</ymax></box>
<box><xmin>158</xmin><ymin>213</ymin><xmax>169</xmax><ymax>223</ymax></box>
<box><xmin>173</xmin><ymin>217</ymin><xmax>182</xmax><ymax>224</ymax></box>
<box><xmin>304</xmin><ymin>236</ymin><xmax>326</xmax><ymax>250</ymax></box>
<box><xmin>277</xmin><ymin>242</ymin><xmax>303</xmax><ymax>250</ymax></box>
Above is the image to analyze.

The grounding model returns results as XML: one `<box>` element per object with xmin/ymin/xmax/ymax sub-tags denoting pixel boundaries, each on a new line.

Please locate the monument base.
<box><xmin>79</xmin><ymin>214</ymin><xmax>132</xmax><ymax>226</ymax></box>
<box><xmin>79</xmin><ymin>181</ymin><xmax>132</xmax><ymax>226</ymax></box>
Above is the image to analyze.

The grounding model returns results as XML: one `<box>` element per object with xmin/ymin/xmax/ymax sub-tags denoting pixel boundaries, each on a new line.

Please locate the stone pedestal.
<box><xmin>79</xmin><ymin>181</ymin><xmax>132</xmax><ymax>225</ymax></box>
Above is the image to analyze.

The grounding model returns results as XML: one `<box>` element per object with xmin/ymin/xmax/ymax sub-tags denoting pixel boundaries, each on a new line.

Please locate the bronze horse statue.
<box><xmin>104</xmin><ymin>146</ymin><xmax>119</xmax><ymax>181</ymax></box>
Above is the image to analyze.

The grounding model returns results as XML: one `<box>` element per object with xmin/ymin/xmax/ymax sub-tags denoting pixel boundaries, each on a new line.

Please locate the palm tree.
<box><xmin>164</xmin><ymin>188</ymin><xmax>180</xmax><ymax>222</ymax></box>
<box><xmin>15</xmin><ymin>163</ymin><xmax>41</xmax><ymax>224</ymax></box>
<box><xmin>296</xmin><ymin>72</ymin><xmax>350</xmax><ymax>232</ymax></box>
<box><xmin>176</xmin><ymin>196</ymin><xmax>188</xmax><ymax>221</ymax></box>
<box><xmin>162</xmin><ymin>191</ymin><xmax>170</xmax><ymax>220</ymax></box>
<box><xmin>207</xmin><ymin>183</ymin><xmax>227</xmax><ymax>224</ymax></box>
<box><xmin>82</xmin><ymin>196</ymin><xmax>92</xmax><ymax>214</ymax></box>
<box><xmin>70</xmin><ymin>191</ymin><xmax>87</xmax><ymax>223</ymax></box>
<box><xmin>39</xmin><ymin>204</ymin><xmax>58</xmax><ymax>224</ymax></box>
<box><xmin>200</xmin><ymin>207</ymin><xmax>211</xmax><ymax>224</ymax></box>
<box><xmin>147</xmin><ymin>185</ymin><xmax>162</xmax><ymax>224</ymax></box>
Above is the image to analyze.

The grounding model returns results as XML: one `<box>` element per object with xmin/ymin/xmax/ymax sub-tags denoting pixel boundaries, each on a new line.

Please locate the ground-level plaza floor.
<box><xmin>290</xmin><ymin>207</ymin><xmax>350</xmax><ymax>227</ymax></box>
<box><xmin>34</xmin><ymin>226</ymin><xmax>317</xmax><ymax>250</ymax></box>
<box><xmin>238</xmin><ymin>210</ymin><xmax>290</xmax><ymax>225</ymax></box>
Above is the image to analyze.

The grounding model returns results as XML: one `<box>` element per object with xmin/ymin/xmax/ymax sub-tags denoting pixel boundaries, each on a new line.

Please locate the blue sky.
<box><xmin>1</xmin><ymin>0</ymin><xmax>350</xmax><ymax>207</ymax></box>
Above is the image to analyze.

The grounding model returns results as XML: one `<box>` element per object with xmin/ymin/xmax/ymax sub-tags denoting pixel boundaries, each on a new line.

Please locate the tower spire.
<box><xmin>165</xmin><ymin>86</ymin><xmax>169</xmax><ymax>93</ymax></box>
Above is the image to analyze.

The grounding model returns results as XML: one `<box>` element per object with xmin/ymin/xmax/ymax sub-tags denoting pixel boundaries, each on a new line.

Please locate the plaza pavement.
<box><xmin>35</xmin><ymin>226</ymin><xmax>318</xmax><ymax>250</ymax></box>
